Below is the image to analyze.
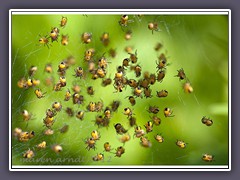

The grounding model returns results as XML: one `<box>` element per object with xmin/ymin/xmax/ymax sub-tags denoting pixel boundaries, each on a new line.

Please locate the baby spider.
<box><xmin>123</xmin><ymin>107</ymin><xmax>133</xmax><ymax>118</ymax></box>
<box><xmin>109</xmin><ymin>48</ymin><xmax>117</xmax><ymax>58</ymax></box>
<box><xmin>36</xmin><ymin>141</ymin><xmax>47</xmax><ymax>149</ymax></box>
<box><xmin>144</xmin><ymin>121</ymin><xmax>153</xmax><ymax>133</ymax></box>
<box><xmin>115</xmin><ymin>146</ymin><xmax>125</xmax><ymax>157</ymax></box>
<box><xmin>114</xmin><ymin>123</ymin><xmax>128</xmax><ymax>135</ymax></box>
<box><xmin>74</xmin><ymin>67</ymin><xmax>84</xmax><ymax>78</ymax></box>
<box><xmin>125</xmin><ymin>30</ymin><xmax>132</xmax><ymax>40</ymax></box>
<box><xmin>119</xmin><ymin>15</ymin><xmax>134</xmax><ymax>27</ymax></box>
<box><xmin>129</xmin><ymin>50</ymin><xmax>138</xmax><ymax>63</ymax></box>
<box><xmin>52</xmin><ymin>144</ymin><xmax>63</xmax><ymax>153</ymax></box>
<box><xmin>81</xmin><ymin>32</ymin><xmax>92</xmax><ymax>44</ymax></box>
<box><xmin>134</xmin><ymin>126</ymin><xmax>145</xmax><ymax>138</ymax></box>
<box><xmin>119</xmin><ymin>133</ymin><xmax>131</xmax><ymax>144</ymax></box>
<box><xmin>157</xmin><ymin>70</ymin><xmax>166</xmax><ymax>82</ymax></box>
<box><xmin>38</xmin><ymin>35</ymin><xmax>51</xmax><ymax>48</ymax></box>
<box><xmin>91</xmin><ymin>130</ymin><xmax>101</xmax><ymax>141</ymax></box>
<box><xmin>164</xmin><ymin>107</ymin><xmax>175</xmax><ymax>117</ymax></box>
<box><xmin>175</xmin><ymin>68</ymin><xmax>186</xmax><ymax>81</ymax></box>
<box><xmin>104</xmin><ymin>142</ymin><xmax>112</xmax><ymax>152</ymax></box>
<box><xmin>127</xmin><ymin>96</ymin><xmax>136</xmax><ymax>106</ymax></box>
<box><xmin>157</xmin><ymin>90</ymin><xmax>168</xmax><ymax>98</ymax></box>
<box><xmin>21</xmin><ymin>110</ymin><xmax>33</xmax><ymax>121</ymax></box>
<box><xmin>111</xmin><ymin>100</ymin><xmax>120</xmax><ymax>112</ymax></box>
<box><xmin>151</xmin><ymin>116</ymin><xmax>161</xmax><ymax>126</ymax></box>
<box><xmin>100</xmin><ymin>32</ymin><xmax>110</xmax><ymax>46</ymax></box>
<box><xmin>140</xmin><ymin>136</ymin><xmax>152</xmax><ymax>148</ymax></box>
<box><xmin>155</xmin><ymin>134</ymin><xmax>164</xmax><ymax>143</ymax></box>
<box><xmin>76</xmin><ymin>111</ymin><xmax>84</xmax><ymax>120</ymax></box>
<box><xmin>129</xmin><ymin>116</ymin><xmax>136</xmax><ymax>127</ymax></box>
<box><xmin>134</xmin><ymin>87</ymin><xmax>143</xmax><ymax>98</ymax></box>
<box><xmin>148</xmin><ymin>105</ymin><xmax>159</xmax><ymax>114</ymax></box>
<box><xmin>92</xmin><ymin>153</ymin><xmax>104</xmax><ymax>161</ymax></box>
<box><xmin>148</xmin><ymin>22</ymin><xmax>161</xmax><ymax>34</ymax></box>
<box><xmin>183</xmin><ymin>82</ymin><xmax>193</xmax><ymax>93</ymax></box>
<box><xmin>49</xmin><ymin>27</ymin><xmax>60</xmax><ymax>42</ymax></box>
<box><xmin>61</xmin><ymin>34</ymin><xmax>69</xmax><ymax>46</ymax></box>
<box><xmin>176</xmin><ymin>140</ymin><xmax>187</xmax><ymax>149</ymax></box>
<box><xmin>60</xmin><ymin>16</ymin><xmax>67</xmax><ymax>28</ymax></box>
<box><xmin>85</xmin><ymin>138</ymin><xmax>96</xmax><ymax>151</ymax></box>
<box><xmin>28</xmin><ymin>65</ymin><xmax>37</xmax><ymax>77</ymax></box>
<box><xmin>23</xmin><ymin>149</ymin><xmax>34</xmax><ymax>159</ymax></box>
<box><xmin>154</xmin><ymin>42</ymin><xmax>163</xmax><ymax>51</ymax></box>
<box><xmin>156</xmin><ymin>59</ymin><xmax>169</xmax><ymax>71</ymax></box>
<box><xmin>202</xmin><ymin>154</ymin><xmax>214</xmax><ymax>162</ymax></box>
<box><xmin>34</xmin><ymin>89</ymin><xmax>46</xmax><ymax>99</ymax></box>
<box><xmin>201</xmin><ymin>116</ymin><xmax>213</xmax><ymax>126</ymax></box>
<box><xmin>144</xmin><ymin>87</ymin><xmax>152</xmax><ymax>98</ymax></box>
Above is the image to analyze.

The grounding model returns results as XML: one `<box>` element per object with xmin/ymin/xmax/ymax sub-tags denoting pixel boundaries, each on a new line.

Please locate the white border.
<box><xmin>11</xmin><ymin>9</ymin><xmax>229</xmax><ymax>15</ymax></box>
<box><xmin>9</xmin><ymin>9</ymin><xmax>231</xmax><ymax>171</ymax></box>
<box><xmin>11</xmin><ymin>165</ymin><xmax>228</xmax><ymax>172</ymax></box>
<box><xmin>9</xmin><ymin>9</ymin><xmax>12</xmax><ymax>172</ymax></box>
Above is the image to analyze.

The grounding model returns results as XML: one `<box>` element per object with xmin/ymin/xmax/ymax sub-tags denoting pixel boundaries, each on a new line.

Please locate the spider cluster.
<box><xmin>13</xmin><ymin>15</ymin><xmax>215</xmax><ymax>164</ymax></box>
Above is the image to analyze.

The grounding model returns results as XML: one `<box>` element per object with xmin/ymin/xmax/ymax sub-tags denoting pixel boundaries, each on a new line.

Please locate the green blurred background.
<box><xmin>11</xmin><ymin>14</ymin><xmax>229</xmax><ymax>166</ymax></box>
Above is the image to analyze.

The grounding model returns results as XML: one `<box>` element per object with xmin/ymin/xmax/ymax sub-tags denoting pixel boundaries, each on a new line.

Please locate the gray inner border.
<box><xmin>1</xmin><ymin>0</ymin><xmax>238</xmax><ymax>178</ymax></box>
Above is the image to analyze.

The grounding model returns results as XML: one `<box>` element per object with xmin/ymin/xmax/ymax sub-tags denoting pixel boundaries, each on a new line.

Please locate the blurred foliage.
<box><xmin>11</xmin><ymin>14</ymin><xmax>228</xmax><ymax>166</ymax></box>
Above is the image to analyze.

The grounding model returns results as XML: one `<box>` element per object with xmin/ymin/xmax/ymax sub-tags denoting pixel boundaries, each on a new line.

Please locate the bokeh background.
<box><xmin>11</xmin><ymin>14</ymin><xmax>229</xmax><ymax>166</ymax></box>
